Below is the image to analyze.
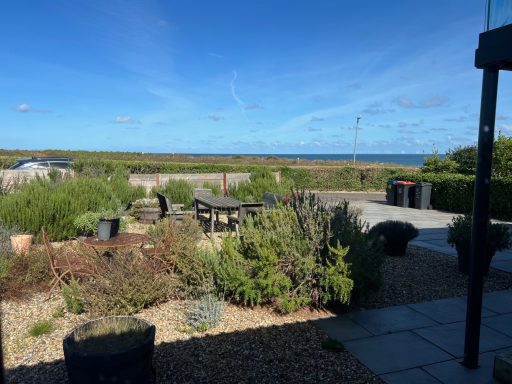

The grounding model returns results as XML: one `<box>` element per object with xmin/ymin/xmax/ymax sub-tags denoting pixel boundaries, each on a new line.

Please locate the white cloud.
<box><xmin>16</xmin><ymin>103</ymin><xmax>32</xmax><ymax>113</ymax></box>
<box><xmin>115</xmin><ymin>116</ymin><xmax>134</xmax><ymax>124</ymax></box>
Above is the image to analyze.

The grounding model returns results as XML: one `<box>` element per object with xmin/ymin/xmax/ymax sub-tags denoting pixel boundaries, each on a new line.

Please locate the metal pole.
<box><xmin>463</xmin><ymin>67</ymin><xmax>499</xmax><ymax>369</ymax></box>
<box><xmin>352</xmin><ymin>116</ymin><xmax>361</xmax><ymax>165</ymax></box>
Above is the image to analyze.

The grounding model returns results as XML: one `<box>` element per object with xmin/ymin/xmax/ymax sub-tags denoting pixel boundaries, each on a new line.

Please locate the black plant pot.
<box><xmin>109</xmin><ymin>217</ymin><xmax>120</xmax><ymax>237</ymax></box>
<box><xmin>455</xmin><ymin>243</ymin><xmax>494</xmax><ymax>275</ymax></box>
<box><xmin>63</xmin><ymin>316</ymin><xmax>156</xmax><ymax>384</ymax></box>
<box><xmin>383</xmin><ymin>240</ymin><xmax>409</xmax><ymax>256</ymax></box>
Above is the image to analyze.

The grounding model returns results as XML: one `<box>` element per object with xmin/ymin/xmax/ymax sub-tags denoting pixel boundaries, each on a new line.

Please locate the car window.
<box><xmin>50</xmin><ymin>162</ymin><xmax>71</xmax><ymax>169</ymax></box>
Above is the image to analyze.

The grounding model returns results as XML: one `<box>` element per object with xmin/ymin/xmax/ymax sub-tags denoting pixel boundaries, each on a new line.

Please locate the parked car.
<box><xmin>8</xmin><ymin>157</ymin><xmax>73</xmax><ymax>170</ymax></box>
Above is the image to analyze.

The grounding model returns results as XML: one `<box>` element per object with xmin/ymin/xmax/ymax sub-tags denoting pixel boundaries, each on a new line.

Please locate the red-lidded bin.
<box><xmin>396</xmin><ymin>181</ymin><xmax>416</xmax><ymax>208</ymax></box>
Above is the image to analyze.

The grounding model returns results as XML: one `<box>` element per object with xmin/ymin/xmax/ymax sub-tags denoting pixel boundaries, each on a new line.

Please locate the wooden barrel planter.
<box><xmin>63</xmin><ymin>316</ymin><xmax>156</xmax><ymax>384</ymax></box>
<box><xmin>137</xmin><ymin>208</ymin><xmax>161</xmax><ymax>224</ymax></box>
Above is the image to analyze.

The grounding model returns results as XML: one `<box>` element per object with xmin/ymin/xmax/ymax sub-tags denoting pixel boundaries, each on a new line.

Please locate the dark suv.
<box><xmin>9</xmin><ymin>157</ymin><xmax>73</xmax><ymax>170</ymax></box>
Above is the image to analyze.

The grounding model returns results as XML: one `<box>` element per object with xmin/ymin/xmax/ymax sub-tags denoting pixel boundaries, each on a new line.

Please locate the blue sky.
<box><xmin>1</xmin><ymin>0</ymin><xmax>511</xmax><ymax>154</ymax></box>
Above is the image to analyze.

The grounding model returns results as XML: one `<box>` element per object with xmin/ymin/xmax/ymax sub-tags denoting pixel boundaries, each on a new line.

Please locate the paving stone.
<box><xmin>314</xmin><ymin>315</ymin><xmax>371</xmax><ymax>341</ymax></box>
<box><xmin>423</xmin><ymin>352</ymin><xmax>495</xmax><ymax>384</ymax></box>
<box><xmin>482</xmin><ymin>290</ymin><xmax>512</xmax><ymax>314</ymax></box>
<box><xmin>343</xmin><ymin>331</ymin><xmax>453</xmax><ymax>375</ymax></box>
<box><xmin>482</xmin><ymin>313</ymin><xmax>512</xmax><ymax>337</ymax></box>
<box><xmin>408</xmin><ymin>297</ymin><xmax>496</xmax><ymax>324</ymax></box>
<box><xmin>380</xmin><ymin>368</ymin><xmax>441</xmax><ymax>383</ymax></box>
<box><xmin>414</xmin><ymin>322</ymin><xmax>512</xmax><ymax>358</ymax></box>
<box><xmin>348</xmin><ymin>306</ymin><xmax>438</xmax><ymax>335</ymax></box>
<box><xmin>491</xmin><ymin>260</ymin><xmax>512</xmax><ymax>273</ymax></box>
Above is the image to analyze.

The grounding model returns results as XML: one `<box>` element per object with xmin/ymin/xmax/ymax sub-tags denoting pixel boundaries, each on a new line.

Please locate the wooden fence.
<box><xmin>0</xmin><ymin>170</ymin><xmax>281</xmax><ymax>195</ymax></box>
<box><xmin>129</xmin><ymin>172</ymin><xmax>281</xmax><ymax>193</ymax></box>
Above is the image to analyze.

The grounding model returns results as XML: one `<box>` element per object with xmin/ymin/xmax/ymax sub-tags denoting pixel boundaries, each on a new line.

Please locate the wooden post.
<box><xmin>155</xmin><ymin>173</ymin><xmax>161</xmax><ymax>187</ymax></box>
<box><xmin>223</xmin><ymin>173</ymin><xmax>228</xmax><ymax>196</ymax></box>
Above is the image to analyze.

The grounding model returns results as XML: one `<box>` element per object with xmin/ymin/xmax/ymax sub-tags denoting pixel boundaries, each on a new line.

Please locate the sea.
<box><xmin>183</xmin><ymin>153</ymin><xmax>445</xmax><ymax>167</ymax></box>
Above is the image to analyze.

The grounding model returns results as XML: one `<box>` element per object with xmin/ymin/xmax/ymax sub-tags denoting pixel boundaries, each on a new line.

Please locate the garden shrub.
<box><xmin>81</xmin><ymin>250</ymin><xmax>172</xmax><ymax>316</ymax></box>
<box><xmin>151</xmin><ymin>179</ymin><xmax>195</xmax><ymax>209</ymax></box>
<box><xmin>1</xmin><ymin>246</ymin><xmax>52</xmax><ymax>298</ymax></box>
<box><xmin>368</xmin><ymin>220</ymin><xmax>418</xmax><ymax>256</ymax></box>
<box><xmin>330</xmin><ymin>201</ymin><xmax>385</xmax><ymax>301</ymax></box>
<box><xmin>109</xmin><ymin>167</ymin><xmax>146</xmax><ymax>207</ymax></box>
<box><xmin>187</xmin><ymin>293</ymin><xmax>226</xmax><ymax>331</ymax></box>
<box><xmin>228</xmin><ymin>167</ymin><xmax>292</xmax><ymax>202</ymax></box>
<box><xmin>217</xmin><ymin>200</ymin><xmax>353</xmax><ymax>313</ymax></box>
<box><xmin>202</xmin><ymin>181</ymin><xmax>223</xmax><ymax>197</ymax></box>
<box><xmin>61</xmin><ymin>277</ymin><xmax>84</xmax><ymax>314</ymax></box>
<box><xmin>146</xmin><ymin>216</ymin><xmax>207</xmax><ymax>296</ymax></box>
<box><xmin>0</xmin><ymin>174</ymin><xmax>140</xmax><ymax>241</ymax></box>
<box><xmin>394</xmin><ymin>172</ymin><xmax>512</xmax><ymax>220</ymax></box>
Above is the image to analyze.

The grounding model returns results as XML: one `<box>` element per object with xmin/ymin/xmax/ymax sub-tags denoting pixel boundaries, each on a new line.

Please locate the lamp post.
<box><xmin>352</xmin><ymin>116</ymin><xmax>361</xmax><ymax>165</ymax></box>
<box><xmin>464</xmin><ymin>0</ymin><xmax>512</xmax><ymax>369</ymax></box>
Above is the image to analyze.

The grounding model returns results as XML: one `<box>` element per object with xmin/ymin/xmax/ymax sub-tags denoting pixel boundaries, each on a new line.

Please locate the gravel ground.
<box><xmin>2</xmin><ymin>244</ymin><xmax>511</xmax><ymax>383</ymax></box>
<box><xmin>2</xmin><ymin>296</ymin><xmax>381</xmax><ymax>383</ymax></box>
<box><xmin>358</xmin><ymin>245</ymin><xmax>512</xmax><ymax>309</ymax></box>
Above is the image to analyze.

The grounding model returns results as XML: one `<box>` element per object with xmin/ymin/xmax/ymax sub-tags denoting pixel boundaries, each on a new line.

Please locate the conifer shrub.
<box><xmin>330</xmin><ymin>201</ymin><xmax>385</xmax><ymax>301</ymax></box>
<box><xmin>217</xmin><ymin>200</ymin><xmax>353</xmax><ymax>313</ymax></box>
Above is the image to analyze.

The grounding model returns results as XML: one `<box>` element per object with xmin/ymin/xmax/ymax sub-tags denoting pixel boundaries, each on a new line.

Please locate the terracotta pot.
<box><xmin>10</xmin><ymin>234</ymin><xmax>33</xmax><ymax>255</ymax></box>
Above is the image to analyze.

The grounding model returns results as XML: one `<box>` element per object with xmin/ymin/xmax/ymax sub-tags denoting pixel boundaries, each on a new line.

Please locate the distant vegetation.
<box><xmin>398</xmin><ymin>133</ymin><xmax>512</xmax><ymax>220</ymax></box>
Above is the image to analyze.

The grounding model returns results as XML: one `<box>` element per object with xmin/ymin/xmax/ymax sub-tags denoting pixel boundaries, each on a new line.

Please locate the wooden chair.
<box><xmin>262</xmin><ymin>192</ymin><xmax>283</xmax><ymax>209</ymax></box>
<box><xmin>227</xmin><ymin>202</ymin><xmax>264</xmax><ymax>236</ymax></box>
<box><xmin>156</xmin><ymin>192</ymin><xmax>185</xmax><ymax>220</ymax></box>
<box><xmin>42</xmin><ymin>228</ymin><xmax>96</xmax><ymax>298</ymax></box>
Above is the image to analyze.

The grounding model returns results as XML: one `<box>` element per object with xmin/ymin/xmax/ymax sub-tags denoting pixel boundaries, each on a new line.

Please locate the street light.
<box><xmin>352</xmin><ymin>116</ymin><xmax>362</xmax><ymax>165</ymax></box>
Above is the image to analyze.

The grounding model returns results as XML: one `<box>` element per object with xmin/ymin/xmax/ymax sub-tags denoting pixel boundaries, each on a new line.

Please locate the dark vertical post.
<box><xmin>463</xmin><ymin>67</ymin><xmax>499</xmax><ymax>368</ymax></box>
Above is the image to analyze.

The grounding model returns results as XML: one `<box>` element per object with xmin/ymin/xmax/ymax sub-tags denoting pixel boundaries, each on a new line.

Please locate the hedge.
<box><xmin>395</xmin><ymin>172</ymin><xmax>512</xmax><ymax>220</ymax></box>
<box><xmin>282</xmin><ymin>167</ymin><xmax>410</xmax><ymax>191</ymax></box>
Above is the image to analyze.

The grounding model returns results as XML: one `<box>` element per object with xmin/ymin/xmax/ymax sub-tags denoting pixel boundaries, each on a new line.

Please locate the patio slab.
<box><xmin>343</xmin><ymin>331</ymin><xmax>453</xmax><ymax>375</ymax></box>
<box><xmin>348</xmin><ymin>306</ymin><xmax>438</xmax><ymax>335</ymax></box>
<box><xmin>422</xmin><ymin>352</ymin><xmax>496</xmax><ymax>384</ymax></box>
<box><xmin>482</xmin><ymin>312</ymin><xmax>512</xmax><ymax>337</ymax></box>
<box><xmin>413</xmin><ymin>322</ymin><xmax>512</xmax><ymax>358</ymax></box>
<box><xmin>482</xmin><ymin>290</ymin><xmax>512</xmax><ymax>314</ymax></box>
<box><xmin>408</xmin><ymin>297</ymin><xmax>497</xmax><ymax>324</ymax></box>
<box><xmin>380</xmin><ymin>368</ymin><xmax>441</xmax><ymax>384</ymax></box>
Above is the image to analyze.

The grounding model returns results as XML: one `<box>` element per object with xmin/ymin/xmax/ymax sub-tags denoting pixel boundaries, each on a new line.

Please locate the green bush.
<box><xmin>187</xmin><ymin>293</ymin><xmax>226</xmax><ymax>331</ymax></box>
<box><xmin>280</xmin><ymin>166</ymin><xmax>410</xmax><ymax>191</ymax></box>
<box><xmin>368</xmin><ymin>220</ymin><xmax>418</xmax><ymax>256</ymax></box>
<box><xmin>202</xmin><ymin>182</ymin><xmax>223</xmax><ymax>197</ymax></box>
<box><xmin>0</xmin><ymin>177</ymin><xmax>119</xmax><ymax>241</ymax></box>
<box><xmin>73</xmin><ymin>212</ymin><xmax>102</xmax><ymax>236</ymax></box>
<box><xmin>61</xmin><ymin>278</ymin><xmax>84</xmax><ymax>314</ymax></box>
<box><xmin>0</xmin><ymin>175</ymin><xmax>141</xmax><ymax>241</ymax></box>
<box><xmin>330</xmin><ymin>201</ymin><xmax>385</xmax><ymax>301</ymax></box>
<box><xmin>151</xmin><ymin>179</ymin><xmax>195</xmax><ymax>209</ymax></box>
<box><xmin>217</xmin><ymin>201</ymin><xmax>353</xmax><ymax>313</ymax></box>
<box><xmin>229</xmin><ymin>167</ymin><xmax>292</xmax><ymax>202</ymax></box>
<box><xmin>28</xmin><ymin>319</ymin><xmax>54</xmax><ymax>337</ymax></box>
<box><xmin>394</xmin><ymin>172</ymin><xmax>512</xmax><ymax>220</ymax></box>
<box><xmin>81</xmin><ymin>250</ymin><xmax>171</xmax><ymax>316</ymax></box>
<box><xmin>434</xmin><ymin>133</ymin><xmax>512</xmax><ymax>177</ymax></box>
<box><xmin>109</xmin><ymin>167</ymin><xmax>146</xmax><ymax>207</ymax></box>
<box><xmin>147</xmin><ymin>216</ymin><xmax>207</xmax><ymax>297</ymax></box>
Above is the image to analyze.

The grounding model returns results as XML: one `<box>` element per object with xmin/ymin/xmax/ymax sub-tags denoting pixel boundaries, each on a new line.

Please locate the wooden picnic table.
<box><xmin>194</xmin><ymin>196</ymin><xmax>240</xmax><ymax>236</ymax></box>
